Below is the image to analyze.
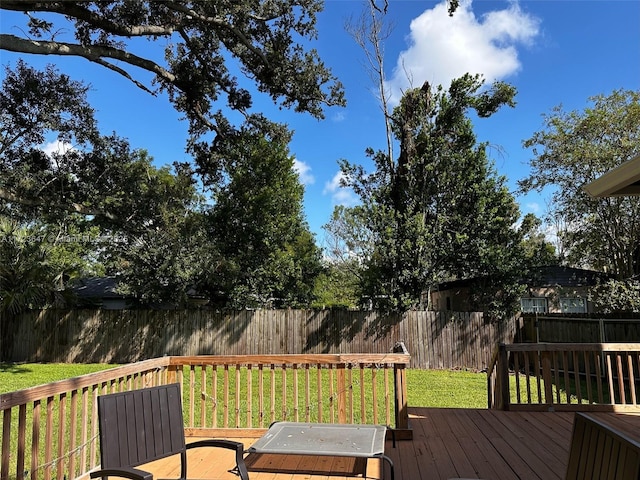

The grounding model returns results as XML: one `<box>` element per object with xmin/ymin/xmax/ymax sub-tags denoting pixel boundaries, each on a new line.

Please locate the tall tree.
<box><xmin>341</xmin><ymin>74</ymin><xmax>523</xmax><ymax>314</ymax></box>
<box><xmin>204</xmin><ymin>127</ymin><xmax>322</xmax><ymax>308</ymax></box>
<box><xmin>519</xmin><ymin>89</ymin><xmax>640</xmax><ymax>279</ymax></box>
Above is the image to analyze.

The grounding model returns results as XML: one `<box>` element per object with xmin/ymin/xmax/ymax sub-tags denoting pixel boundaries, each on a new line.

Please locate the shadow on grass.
<box><xmin>0</xmin><ymin>362</ymin><xmax>32</xmax><ymax>374</ymax></box>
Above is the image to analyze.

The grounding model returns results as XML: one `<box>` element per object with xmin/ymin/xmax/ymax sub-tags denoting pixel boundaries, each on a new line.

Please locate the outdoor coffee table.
<box><xmin>247</xmin><ymin>422</ymin><xmax>394</xmax><ymax>480</ymax></box>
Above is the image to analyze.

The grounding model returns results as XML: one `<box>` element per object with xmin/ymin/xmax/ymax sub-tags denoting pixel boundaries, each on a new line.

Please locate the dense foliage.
<box><xmin>339</xmin><ymin>74</ymin><xmax>528</xmax><ymax>314</ymax></box>
<box><xmin>0</xmin><ymin>62</ymin><xmax>321</xmax><ymax>309</ymax></box>
<box><xmin>520</xmin><ymin>89</ymin><xmax>640</xmax><ymax>311</ymax></box>
<box><xmin>0</xmin><ymin>1</ymin><xmax>344</xmax><ymax>145</ymax></box>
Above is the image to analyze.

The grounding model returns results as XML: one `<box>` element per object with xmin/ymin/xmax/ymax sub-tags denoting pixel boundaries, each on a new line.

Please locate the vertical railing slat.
<box><xmin>573</xmin><ymin>351</ymin><xmax>583</xmax><ymax>404</ymax></box>
<box><xmin>304</xmin><ymin>364</ymin><xmax>311</xmax><ymax>423</ymax></box>
<box><xmin>258</xmin><ymin>364</ymin><xmax>264</xmax><ymax>428</ymax></box>
<box><xmin>629</xmin><ymin>354</ymin><xmax>637</xmax><ymax>405</ymax></box>
<box><xmin>31</xmin><ymin>400</ymin><xmax>40</xmax><ymax>480</ymax></box>
<box><xmin>616</xmin><ymin>354</ymin><xmax>626</xmax><ymax>404</ymax></box>
<box><xmin>235</xmin><ymin>365</ymin><xmax>241</xmax><ymax>428</ymax></box>
<box><xmin>1</xmin><ymin>408</ymin><xmax>11</xmax><ymax>480</ymax></box>
<box><xmin>316</xmin><ymin>364</ymin><xmax>323</xmax><ymax>423</ymax></box>
<box><xmin>372</xmin><ymin>367</ymin><xmax>378</xmax><ymax>425</ymax></box>
<box><xmin>223</xmin><ymin>365</ymin><xmax>229</xmax><ymax>428</ymax></box>
<box><xmin>211</xmin><ymin>365</ymin><xmax>218</xmax><ymax>429</ymax></box>
<box><xmin>246</xmin><ymin>364</ymin><xmax>253</xmax><ymax>428</ymax></box>
<box><xmin>17</xmin><ymin>404</ymin><xmax>26</xmax><ymax>480</ymax></box>
<box><xmin>200</xmin><ymin>366</ymin><xmax>207</xmax><ymax>428</ymax></box>
<box><xmin>68</xmin><ymin>390</ymin><xmax>78</xmax><ymax>480</ymax></box>
<box><xmin>56</xmin><ymin>393</ymin><xmax>66</xmax><ymax>480</ymax></box>
<box><xmin>292</xmin><ymin>364</ymin><xmax>298</xmax><ymax>423</ymax></box>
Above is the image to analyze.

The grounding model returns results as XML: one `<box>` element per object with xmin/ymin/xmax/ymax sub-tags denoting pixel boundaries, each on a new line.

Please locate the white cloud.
<box><xmin>386</xmin><ymin>0</ymin><xmax>540</xmax><ymax>104</ymax></box>
<box><xmin>323</xmin><ymin>171</ymin><xmax>359</xmax><ymax>206</ymax></box>
<box><xmin>525</xmin><ymin>202</ymin><xmax>541</xmax><ymax>213</ymax></box>
<box><xmin>293</xmin><ymin>159</ymin><xmax>315</xmax><ymax>185</ymax></box>
<box><xmin>43</xmin><ymin>140</ymin><xmax>73</xmax><ymax>157</ymax></box>
<box><xmin>42</xmin><ymin>140</ymin><xmax>74</xmax><ymax>170</ymax></box>
<box><xmin>332</xmin><ymin>111</ymin><xmax>346</xmax><ymax>122</ymax></box>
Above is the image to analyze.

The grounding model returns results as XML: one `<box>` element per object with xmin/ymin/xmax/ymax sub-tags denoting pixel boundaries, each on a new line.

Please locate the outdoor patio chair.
<box><xmin>91</xmin><ymin>383</ymin><xmax>249</xmax><ymax>480</ymax></box>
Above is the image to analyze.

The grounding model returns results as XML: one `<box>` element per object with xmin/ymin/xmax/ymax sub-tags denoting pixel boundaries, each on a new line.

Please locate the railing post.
<box><xmin>167</xmin><ymin>362</ymin><xmax>179</xmax><ymax>384</ymax></box>
<box><xmin>541</xmin><ymin>350</ymin><xmax>553</xmax><ymax>405</ymax></box>
<box><xmin>498</xmin><ymin>344</ymin><xmax>510</xmax><ymax>411</ymax></box>
<box><xmin>393</xmin><ymin>342</ymin><xmax>410</xmax><ymax>430</ymax></box>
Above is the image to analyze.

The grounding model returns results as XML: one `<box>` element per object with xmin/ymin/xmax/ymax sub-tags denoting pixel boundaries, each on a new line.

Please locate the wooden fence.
<box><xmin>4</xmin><ymin>310</ymin><xmax>520</xmax><ymax>370</ymax></box>
<box><xmin>521</xmin><ymin>314</ymin><xmax>640</xmax><ymax>343</ymax></box>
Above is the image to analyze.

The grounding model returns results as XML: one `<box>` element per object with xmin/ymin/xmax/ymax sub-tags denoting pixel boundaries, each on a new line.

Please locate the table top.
<box><xmin>248</xmin><ymin>422</ymin><xmax>387</xmax><ymax>457</ymax></box>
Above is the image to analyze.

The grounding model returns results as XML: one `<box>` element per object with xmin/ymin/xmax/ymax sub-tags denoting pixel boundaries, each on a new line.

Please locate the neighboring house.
<box><xmin>70</xmin><ymin>277</ymin><xmax>211</xmax><ymax>309</ymax></box>
<box><xmin>71</xmin><ymin>277</ymin><xmax>134</xmax><ymax>309</ymax></box>
<box><xmin>430</xmin><ymin>266</ymin><xmax>611</xmax><ymax>314</ymax></box>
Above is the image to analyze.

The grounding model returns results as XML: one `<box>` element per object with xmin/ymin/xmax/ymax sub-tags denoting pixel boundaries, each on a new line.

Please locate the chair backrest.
<box><xmin>97</xmin><ymin>383</ymin><xmax>187</xmax><ymax>469</ymax></box>
<box><xmin>565</xmin><ymin>412</ymin><xmax>640</xmax><ymax>480</ymax></box>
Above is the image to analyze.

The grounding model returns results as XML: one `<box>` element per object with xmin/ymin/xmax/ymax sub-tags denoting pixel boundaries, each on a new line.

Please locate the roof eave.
<box><xmin>583</xmin><ymin>153</ymin><xmax>640</xmax><ymax>197</ymax></box>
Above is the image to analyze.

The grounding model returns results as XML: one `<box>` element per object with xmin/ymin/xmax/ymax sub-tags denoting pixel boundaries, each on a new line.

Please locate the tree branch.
<box><xmin>0</xmin><ymin>187</ymin><xmax>118</xmax><ymax>221</ymax></box>
<box><xmin>164</xmin><ymin>1</ymin><xmax>269</xmax><ymax>65</ymax></box>
<box><xmin>1</xmin><ymin>1</ymin><xmax>176</xmax><ymax>36</ymax></box>
<box><xmin>0</xmin><ymin>34</ymin><xmax>176</xmax><ymax>90</ymax></box>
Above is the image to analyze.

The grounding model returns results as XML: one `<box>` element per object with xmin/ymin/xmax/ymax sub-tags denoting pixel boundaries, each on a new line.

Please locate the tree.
<box><xmin>318</xmin><ymin>205</ymin><xmax>371</xmax><ymax>309</ymax></box>
<box><xmin>0</xmin><ymin>61</ymin><xmax>216</xmax><ymax>304</ymax></box>
<box><xmin>341</xmin><ymin>74</ymin><xmax>524</xmax><ymax>314</ymax></box>
<box><xmin>0</xmin><ymin>1</ymin><xmax>345</xmax><ymax>157</ymax></box>
<box><xmin>1</xmin><ymin>61</ymin><xmax>199</xmax><ymax>231</ymax></box>
<box><xmin>0</xmin><ymin>216</ymin><xmax>78</xmax><ymax>359</ymax></box>
<box><xmin>519</xmin><ymin>213</ymin><xmax>558</xmax><ymax>267</ymax></box>
<box><xmin>203</xmin><ymin>128</ymin><xmax>322</xmax><ymax>308</ymax></box>
<box><xmin>519</xmin><ymin>89</ymin><xmax>640</xmax><ymax>280</ymax></box>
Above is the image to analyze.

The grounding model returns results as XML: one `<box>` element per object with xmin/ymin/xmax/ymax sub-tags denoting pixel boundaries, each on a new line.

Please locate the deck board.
<box><xmin>131</xmin><ymin>408</ymin><xmax>640</xmax><ymax>480</ymax></box>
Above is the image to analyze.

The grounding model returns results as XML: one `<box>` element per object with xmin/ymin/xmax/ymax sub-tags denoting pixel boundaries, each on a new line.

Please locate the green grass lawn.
<box><xmin>0</xmin><ymin>362</ymin><xmax>117</xmax><ymax>393</ymax></box>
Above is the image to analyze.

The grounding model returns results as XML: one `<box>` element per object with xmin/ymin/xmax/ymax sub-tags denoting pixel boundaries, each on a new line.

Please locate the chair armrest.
<box><xmin>186</xmin><ymin>439</ymin><xmax>245</xmax><ymax>452</ymax></box>
<box><xmin>90</xmin><ymin>466</ymin><xmax>153</xmax><ymax>480</ymax></box>
<box><xmin>186</xmin><ymin>440</ymin><xmax>248</xmax><ymax>480</ymax></box>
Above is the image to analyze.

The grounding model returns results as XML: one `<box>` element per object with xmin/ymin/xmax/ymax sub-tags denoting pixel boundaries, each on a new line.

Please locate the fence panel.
<box><xmin>5</xmin><ymin>310</ymin><xmax>520</xmax><ymax>370</ymax></box>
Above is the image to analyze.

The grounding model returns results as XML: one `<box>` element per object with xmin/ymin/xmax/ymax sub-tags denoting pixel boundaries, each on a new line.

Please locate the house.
<box><xmin>430</xmin><ymin>266</ymin><xmax>611</xmax><ymax>314</ymax></box>
<box><xmin>70</xmin><ymin>277</ymin><xmax>134</xmax><ymax>309</ymax></box>
<box><xmin>70</xmin><ymin>277</ymin><xmax>211</xmax><ymax>309</ymax></box>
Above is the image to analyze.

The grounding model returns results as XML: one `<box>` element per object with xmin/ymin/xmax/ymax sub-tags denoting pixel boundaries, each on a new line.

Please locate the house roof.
<box><xmin>521</xmin><ymin>266</ymin><xmax>610</xmax><ymax>288</ymax></box>
<box><xmin>583</xmin><ymin>153</ymin><xmax>640</xmax><ymax>197</ymax></box>
<box><xmin>433</xmin><ymin>266</ymin><xmax>610</xmax><ymax>291</ymax></box>
<box><xmin>71</xmin><ymin>277</ymin><xmax>128</xmax><ymax>299</ymax></box>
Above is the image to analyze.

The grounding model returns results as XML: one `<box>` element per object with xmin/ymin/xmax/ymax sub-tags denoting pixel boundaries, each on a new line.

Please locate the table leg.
<box><xmin>379</xmin><ymin>454</ymin><xmax>394</xmax><ymax>480</ymax></box>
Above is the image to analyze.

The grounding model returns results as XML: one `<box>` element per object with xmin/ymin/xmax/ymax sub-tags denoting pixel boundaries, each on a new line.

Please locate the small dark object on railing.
<box><xmin>393</xmin><ymin>341</ymin><xmax>409</xmax><ymax>354</ymax></box>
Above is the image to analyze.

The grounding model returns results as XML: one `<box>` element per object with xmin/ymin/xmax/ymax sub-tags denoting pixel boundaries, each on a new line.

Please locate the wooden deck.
<box><xmin>141</xmin><ymin>408</ymin><xmax>640</xmax><ymax>480</ymax></box>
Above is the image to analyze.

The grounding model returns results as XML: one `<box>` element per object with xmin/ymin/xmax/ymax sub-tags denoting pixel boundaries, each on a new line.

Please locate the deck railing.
<box><xmin>0</xmin><ymin>352</ymin><xmax>410</xmax><ymax>480</ymax></box>
<box><xmin>488</xmin><ymin>343</ymin><xmax>640</xmax><ymax>412</ymax></box>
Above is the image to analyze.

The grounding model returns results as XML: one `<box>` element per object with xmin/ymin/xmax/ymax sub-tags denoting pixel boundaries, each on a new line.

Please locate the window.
<box><xmin>520</xmin><ymin>297</ymin><xmax>547</xmax><ymax>313</ymax></box>
<box><xmin>560</xmin><ymin>297</ymin><xmax>587</xmax><ymax>313</ymax></box>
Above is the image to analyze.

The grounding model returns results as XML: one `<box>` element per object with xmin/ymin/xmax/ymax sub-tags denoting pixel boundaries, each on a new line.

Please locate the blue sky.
<box><xmin>2</xmin><ymin>1</ymin><xmax>639</xmax><ymax>248</ymax></box>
